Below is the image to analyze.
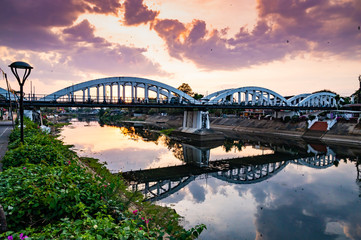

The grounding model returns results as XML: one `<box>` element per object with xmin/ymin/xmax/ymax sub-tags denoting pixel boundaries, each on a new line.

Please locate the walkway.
<box><xmin>0</xmin><ymin>121</ymin><xmax>13</xmax><ymax>171</ymax></box>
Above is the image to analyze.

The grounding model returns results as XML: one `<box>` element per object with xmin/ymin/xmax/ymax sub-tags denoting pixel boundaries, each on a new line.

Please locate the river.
<box><xmin>60</xmin><ymin>119</ymin><xmax>361</xmax><ymax>240</ymax></box>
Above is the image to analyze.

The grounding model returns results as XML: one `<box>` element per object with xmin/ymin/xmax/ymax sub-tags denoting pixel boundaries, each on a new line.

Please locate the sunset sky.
<box><xmin>0</xmin><ymin>0</ymin><xmax>360</xmax><ymax>97</ymax></box>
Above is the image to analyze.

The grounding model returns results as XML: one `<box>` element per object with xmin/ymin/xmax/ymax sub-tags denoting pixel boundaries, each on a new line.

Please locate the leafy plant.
<box><xmin>2</xmin><ymin>144</ymin><xmax>66</xmax><ymax>170</ymax></box>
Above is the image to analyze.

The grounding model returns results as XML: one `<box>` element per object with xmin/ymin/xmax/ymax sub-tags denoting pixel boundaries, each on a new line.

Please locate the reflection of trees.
<box><xmin>222</xmin><ymin>139</ymin><xmax>243</xmax><ymax>152</ymax></box>
<box><xmin>117</xmin><ymin>126</ymin><xmax>185</xmax><ymax>161</ymax></box>
<box><xmin>356</xmin><ymin>157</ymin><xmax>361</xmax><ymax>198</ymax></box>
<box><xmin>161</xmin><ymin>136</ymin><xmax>184</xmax><ymax>161</ymax></box>
<box><xmin>118</xmin><ymin>126</ymin><xmax>160</xmax><ymax>143</ymax></box>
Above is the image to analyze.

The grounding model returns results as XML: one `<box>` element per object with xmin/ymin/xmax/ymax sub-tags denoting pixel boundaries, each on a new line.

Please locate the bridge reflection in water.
<box><xmin>121</xmin><ymin>141</ymin><xmax>338</xmax><ymax>202</ymax></box>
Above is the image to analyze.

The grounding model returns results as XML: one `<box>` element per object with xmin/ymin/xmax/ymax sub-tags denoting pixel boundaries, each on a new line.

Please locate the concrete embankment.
<box><xmin>145</xmin><ymin>115</ymin><xmax>361</xmax><ymax>146</ymax></box>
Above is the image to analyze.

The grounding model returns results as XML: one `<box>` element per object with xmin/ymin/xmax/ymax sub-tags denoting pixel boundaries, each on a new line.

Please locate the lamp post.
<box><xmin>8</xmin><ymin>61</ymin><xmax>33</xmax><ymax>143</ymax></box>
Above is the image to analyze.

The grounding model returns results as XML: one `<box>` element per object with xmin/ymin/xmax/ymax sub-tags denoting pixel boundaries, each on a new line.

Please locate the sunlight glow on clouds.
<box><xmin>0</xmin><ymin>0</ymin><xmax>360</xmax><ymax>96</ymax></box>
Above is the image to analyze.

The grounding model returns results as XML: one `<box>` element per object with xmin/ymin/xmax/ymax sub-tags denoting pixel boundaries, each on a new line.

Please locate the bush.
<box><xmin>2</xmin><ymin>144</ymin><xmax>66</xmax><ymax>170</ymax></box>
<box><xmin>0</xmin><ymin>164</ymin><xmax>110</xmax><ymax>231</ymax></box>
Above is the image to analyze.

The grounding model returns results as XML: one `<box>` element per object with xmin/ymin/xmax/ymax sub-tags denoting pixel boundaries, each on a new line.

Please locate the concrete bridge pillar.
<box><xmin>156</xmin><ymin>87</ymin><xmax>160</xmax><ymax>103</ymax></box>
<box><xmin>122</xmin><ymin>84</ymin><xmax>126</xmax><ymax>102</ymax></box>
<box><xmin>182</xmin><ymin>144</ymin><xmax>210</xmax><ymax>167</ymax></box>
<box><xmin>117</xmin><ymin>83</ymin><xmax>121</xmax><ymax>102</ymax></box>
<box><xmin>167</xmin><ymin>90</ymin><xmax>171</xmax><ymax>103</ymax></box>
<box><xmin>182</xmin><ymin>110</ymin><xmax>210</xmax><ymax>130</ymax></box>
<box><xmin>103</xmin><ymin>84</ymin><xmax>106</xmax><ymax>103</ymax></box>
<box><xmin>96</xmin><ymin>85</ymin><xmax>99</xmax><ymax>103</ymax></box>
<box><xmin>110</xmin><ymin>84</ymin><xmax>113</xmax><ymax>103</ymax></box>
<box><xmin>144</xmin><ymin>84</ymin><xmax>149</xmax><ymax>102</ymax></box>
<box><xmin>131</xmin><ymin>82</ymin><xmax>134</xmax><ymax>102</ymax></box>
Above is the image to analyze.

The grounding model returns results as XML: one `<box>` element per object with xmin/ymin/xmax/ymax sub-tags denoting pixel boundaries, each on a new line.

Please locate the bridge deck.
<box><xmin>121</xmin><ymin>152</ymin><xmax>308</xmax><ymax>183</ymax></box>
<box><xmin>0</xmin><ymin>100</ymin><xmax>340</xmax><ymax>111</ymax></box>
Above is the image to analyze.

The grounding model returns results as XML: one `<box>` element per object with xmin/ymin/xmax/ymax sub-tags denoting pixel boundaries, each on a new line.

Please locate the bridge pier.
<box><xmin>182</xmin><ymin>143</ymin><xmax>210</xmax><ymax>167</ymax></box>
<box><xmin>172</xmin><ymin>110</ymin><xmax>224</xmax><ymax>142</ymax></box>
<box><xmin>182</xmin><ymin>110</ymin><xmax>210</xmax><ymax>130</ymax></box>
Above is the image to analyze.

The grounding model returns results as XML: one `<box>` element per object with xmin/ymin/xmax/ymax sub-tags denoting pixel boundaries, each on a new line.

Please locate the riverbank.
<box><xmin>145</xmin><ymin>115</ymin><xmax>361</xmax><ymax>146</ymax></box>
<box><xmin>0</xmin><ymin>118</ymin><xmax>205</xmax><ymax>239</ymax></box>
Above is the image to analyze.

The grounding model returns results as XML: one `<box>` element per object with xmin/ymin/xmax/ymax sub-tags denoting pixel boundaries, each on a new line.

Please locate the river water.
<box><xmin>60</xmin><ymin>119</ymin><xmax>361</xmax><ymax>240</ymax></box>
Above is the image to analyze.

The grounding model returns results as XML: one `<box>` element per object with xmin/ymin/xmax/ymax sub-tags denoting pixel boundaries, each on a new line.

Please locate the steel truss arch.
<box><xmin>297</xmin><ymin>92</ymin><xmax>337</xmax><ymax>107</ymax></box>
<box><xmin>133</xmin><ymin>176</ymin><xmax>196</xmax><ymax>202</ymax></box>
<box><xmin>41</xmin><ymin>76</ymin><xmax>196</xmax><ymax>103</ymax></box>
<box><xmin>205</xmin><ymin>86</ymin><xmax>288</xmax><ymax>106</ymax></box>
<box><xmin>0</xmin><ymin>87</ymin><xmax>17</xmax><ymax>101</ymax></box>
<box><xmin>286</xmin><ymin>93</ymin><xmax>311</xmax><ymax>106</ymax></box>
<box><xmin>211</xmin><ymin>161</ymin><xmax>289</xmax><ymax>184</ymax></box>
<box><xmin>293</xmin><ymin>154</ymin><xmax>336</xmax><ymax>169</ymax></box>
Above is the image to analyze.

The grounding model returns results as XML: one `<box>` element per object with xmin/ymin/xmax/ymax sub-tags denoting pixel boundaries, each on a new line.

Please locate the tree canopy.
<box><xmin>177</xmin><ymin>83</ymin><xmax>193</xmax><ymax>96</ymax></box>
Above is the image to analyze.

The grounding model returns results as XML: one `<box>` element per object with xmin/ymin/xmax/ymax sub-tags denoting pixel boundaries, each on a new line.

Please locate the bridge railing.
<box><xmin>24</xmin><ymin>94</ymin><xmax>202</xmax><ymax>105</ymax></box>
<box><xmin>200</xmin><ymin>99</ymin><xmax>289</xmax><ymax>107</ymax></box>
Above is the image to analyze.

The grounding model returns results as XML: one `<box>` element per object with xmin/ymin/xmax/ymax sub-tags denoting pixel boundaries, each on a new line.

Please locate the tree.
<box><xmin>193</xmin><ymin>93</ymin><xmax>204</xmax><ymax>100</ymax></box>
<box><xmin>177</xmin><ymin>83</ymin><xmax>193</xmax><ymax>96</ymax></box>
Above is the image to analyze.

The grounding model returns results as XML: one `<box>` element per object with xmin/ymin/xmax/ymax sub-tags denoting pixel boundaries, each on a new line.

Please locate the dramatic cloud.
<box><xmin>0</xmin><ymin>0</ymin><xmax>120</xmax><ymax>50</ymax></box>
<box><xmin>123</xmin><ymin>0</ymin><xmax>159</xmax><ymax>26</ymax></box>
<box><xmin>69</xmin><ymin>44</ymin><xmax>165</xmax><ymax>76</ymax></box>
<box><xmin>0</xmin><ymin>0</ymin><xmax>166</xmax><ymax>78</ymax></box>
<box><xmin>63</xmin><ymin>20</ymin><xmax>111</xmax><ymax>47</ymax></box>
<box><xmin>152</xmin><ymin>0</ymin><xmax>361</xmax><ymax>70</ymax></box>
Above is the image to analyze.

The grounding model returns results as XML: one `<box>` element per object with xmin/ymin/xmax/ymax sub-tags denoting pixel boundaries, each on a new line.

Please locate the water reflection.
<box><xmin>60</xmin><ymin>120</ymin><xmax>361</xmax><ymax>240</ymax></box>
<box><xmin>124</xmin><ymin>153</ymin><xmax>338</xmax><ymax>202</ymax></box>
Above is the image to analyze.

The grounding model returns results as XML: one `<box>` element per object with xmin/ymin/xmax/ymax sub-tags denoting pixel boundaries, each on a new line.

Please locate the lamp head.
<box><xmin>8</xmin><ymin>61</ymin><xmax>33</xmax><ymax>86</ymax></box>
<box><xmin>9</xmin><ymin>61</ymin><xmax>33</xmax><ymax>70</ymax></box>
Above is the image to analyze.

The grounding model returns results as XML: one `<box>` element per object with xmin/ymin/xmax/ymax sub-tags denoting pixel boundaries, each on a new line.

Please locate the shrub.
<box><xmin>2</xmin><ymin>144</ymin><xmax>66</xmax><ymax>170</ymax></box>
<box><xmin>0</xmin><ymin>164</ymin><xmax>110</xmax><ymax>231</ymax></box>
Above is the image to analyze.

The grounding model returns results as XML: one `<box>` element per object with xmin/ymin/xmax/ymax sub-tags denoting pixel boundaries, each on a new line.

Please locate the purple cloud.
<box><xmin>63</xmin><ymin>20</ymin><xmax>110</xmax><ymax>47</ymax></box>
<box><xmin>153</xmin><ymin>0</ymin><xmax>361</xmax><ymax>70</ymax></box>
<box><xmin>69</xmin><ymin>44</ymin><xmax>166</xmax><ymax>76</ymax></box>
<box><xmin>0</xmin><ymin>0</ymin><xmax>121</xmax><ymax>50</ymax></box>
<box><xmin>0</xmin><ymin>0</ymin><xmax>166</xmax><ymax>77</ymax></box>
<box><xmin>61</xmin><ymin>20</ymin><xmax>165</xmax><ymax>76</ymax></box>
<box><xmin>123</xmin><ymin>0</ymin><xmax>159</xmax><ymax>26</ymax></box>
<box><xmin>153</xmin><ymin>19</ymin><xmax>187</xmax><ymax>59</ymax></box>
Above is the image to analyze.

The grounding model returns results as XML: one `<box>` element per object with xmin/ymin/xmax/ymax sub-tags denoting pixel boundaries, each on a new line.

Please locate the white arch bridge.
<box><xmin>0</xmin><ymin>76</ymin><xmax>339</xmax><ymax>109</ymax></box>
<box><xmin>0</xmin><ymin>76</ymin><xmax>341</xmax><ymax>131</ymax></box>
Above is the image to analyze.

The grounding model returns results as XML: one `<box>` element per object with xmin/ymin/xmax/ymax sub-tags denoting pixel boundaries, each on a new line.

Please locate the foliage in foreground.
<box><xmin>0</xmin><ymin>117</ymin><xmax>206</xmax><ymax>239</ymax></box>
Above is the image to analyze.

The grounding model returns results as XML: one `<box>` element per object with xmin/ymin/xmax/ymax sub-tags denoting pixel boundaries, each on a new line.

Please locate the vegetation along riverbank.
<box><xmin>0</xmin><ymin>117</ymin><xmax>205</xmax><ymax>239</ymax></box>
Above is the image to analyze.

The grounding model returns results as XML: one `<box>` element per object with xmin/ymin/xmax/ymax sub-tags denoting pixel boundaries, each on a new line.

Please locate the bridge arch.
<box><xmin>202</xmin><ymin>89</ymin><xmax>234</xmax><ymax>101</ymax></box>
<box><xmin>297</xmin><ymin>92</ymin><xmax>337</xmax><ymax>107</ymax></box>
<box><xmin>42</xmin><ymin>76</ymin><xmax>197</xmax><ymax>104</ymax></box>
<box><xmin>0</xmin><ymin>87</ymin><xmax>17</xmax><ymax>101</ymax></box>
<box><xmin>138</xmin><ymin>176</ymin><xmax>196</xmax><ymax>202</ymax></box>
<box><xmin>205</xmin><ymin>87</ymin><xmax>288</xmax><ymax>106</ymax></box>
<box><xmin>211</xmin><ymin>161</ymin><xmax>289</xmax><ymax>184</ymax></box>
<box><xmin>293</xmin><ymin>154</ymin><xmax>336</xmax><ymax>169</ymax></box>
<box><xmin>286</xmin><ymin>93</ymin><xmax>311</xmax><ymax>106</ymax></box>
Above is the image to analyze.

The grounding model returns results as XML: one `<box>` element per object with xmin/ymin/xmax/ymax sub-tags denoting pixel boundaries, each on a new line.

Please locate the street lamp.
<box><xmin>8</xmin><ymin>61</ymin><xmax>33</xmax><ymax>143</ymax></box>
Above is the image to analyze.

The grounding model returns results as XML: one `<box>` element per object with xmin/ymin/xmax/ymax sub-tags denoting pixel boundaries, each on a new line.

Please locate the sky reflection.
<box><xmin>159</xmin><ymin>163</ymin><xmax>360</xmax><ymax>240</ymax></box>
<box><xmin>60</xmin><ymin>120</ymin><xmax>361</xmax><ymax>239</ymax></box>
